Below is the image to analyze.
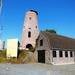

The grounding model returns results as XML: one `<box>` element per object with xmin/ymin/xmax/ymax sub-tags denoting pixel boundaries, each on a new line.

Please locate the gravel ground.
<box><xmin>0</xmin><ymin>63</ymin><xmax>75</xmax><ymax>75</ymax></box>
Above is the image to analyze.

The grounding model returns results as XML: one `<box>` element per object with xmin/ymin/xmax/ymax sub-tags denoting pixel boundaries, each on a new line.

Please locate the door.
<box><xmin>38</xmin><ymin>50</ymin><xmax>45</xmax><ymax>63</ymax></box>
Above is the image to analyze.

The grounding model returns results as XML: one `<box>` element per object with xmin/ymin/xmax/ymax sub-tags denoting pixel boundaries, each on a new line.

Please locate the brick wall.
<box><xmin>53</xmin><ymin>50</ymin><xmax>74</xmax><ymax>64</ymax></box>
<box><xmin>35</xmin><ymin>32</ymin><xmax>52</xmax><ymax>64</ymax></box>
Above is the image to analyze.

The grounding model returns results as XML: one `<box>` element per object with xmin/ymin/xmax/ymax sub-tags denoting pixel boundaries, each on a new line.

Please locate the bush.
<box><xmin>0</xmin><ymin>50</ymin><xmax>6</xmax><ymax>57</ymax></box>
<box><xmin>35</xmin><ymin>36</ymin><xmax>39</xmax><ymax>47</ymax></box>
<box><xmin>29</xmin><ymin>47</ymin><xmax>35</xmax><ymax>52</ymax></box>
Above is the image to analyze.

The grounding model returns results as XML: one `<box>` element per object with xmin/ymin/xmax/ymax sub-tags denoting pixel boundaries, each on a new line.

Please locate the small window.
<box><xmin>29</xmin><ymin>28</ymin><xmax>31</xmax><ymax>29</ymax></box>
<box><xmin>40</xmin><ymin>40</ymin><xmax>43</xmax><ymax>46</ymax></box>
<box><xmin>29</xmin><ymin>17</ymin><xmax>31</xmax><ymax>20</ymax></box>
<box><xmin>70</xmin><ymin>51</ymin><xmax>73</xmax><ymax>57</ymax></box>
<box><xmin>53</xmin><ymin>51</ymin><xmax>56</xmax><ymax>57</ymax></box>
<box><xmin>65</xmin><ymin>51</ymin><xmax>68</xmax><ymax>57</ymax></box>
<box><xmin>28</xmin><ymin>31</ymin><xmax>31</xmax><ymax>37</ymax></box>
<box><xmin>36</xmin><ymin>26</ymin><xmax>37</xmax><ymax>28</ymax></box>
<box><xmin>59</xmin><ymin>51</ymin><xmax>63</xmax><ymax>57</ymax></box>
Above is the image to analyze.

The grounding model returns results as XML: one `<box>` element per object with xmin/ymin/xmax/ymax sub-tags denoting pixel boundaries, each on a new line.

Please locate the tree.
<box><xmin>45</xmin><ymin>29</ymin><xmax>57</xmax><ymax>34</ymax></box>
<box><xmin>18</xmin><ymin>41</ymin><xmax>20</xmax><ymax>47</ymax></box>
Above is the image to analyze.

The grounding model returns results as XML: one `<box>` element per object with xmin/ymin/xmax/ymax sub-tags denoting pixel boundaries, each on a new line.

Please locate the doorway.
<box><xmin>38</xmin><ymin>50</ymin><xmax>45</xmax><ymax>63</ymax></box>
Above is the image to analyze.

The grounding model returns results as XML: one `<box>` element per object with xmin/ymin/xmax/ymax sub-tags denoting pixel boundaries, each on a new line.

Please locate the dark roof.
<box><xmin>30</xmin><ymin>10</ymin><xmax>38</xmax><ymax>15</ymax></box>
<box><xmin>42</xmin><ymin>31</ymin><xmax>75</xmax><ymax>50</ymax></box>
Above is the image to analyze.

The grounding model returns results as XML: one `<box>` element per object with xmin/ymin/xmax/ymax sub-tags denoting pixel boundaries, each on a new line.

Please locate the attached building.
<box><xmin>35</xmin><ymin>31</ymin><xmax>75</xmax><ymax>65</ymax></box>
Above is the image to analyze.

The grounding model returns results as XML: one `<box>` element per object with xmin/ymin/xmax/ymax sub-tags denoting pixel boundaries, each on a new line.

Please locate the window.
<box><xmin>29</xmin><ymin>17</ymin><xmax>31</xmax><ymax>20</ymax></box>
<box><xmin>53</xmin><ymin>51</ymin><xmax>56</xmax><ymax>57</ymax></box>
<box><xmin>65</xmin><ymin>51</ymin><xmax>68</xmax><ymax>57</ymax></box>
<box><xmin>40</xmin><ymin>40</ymin><xmax>43</xmax><ymax>46</ymax></box>
<box><xmin>29</xmin><ymin>28</ymin><xmax>31</xmax><ymax>29</ymax></box>
<box><xmin>36</xmin><ymin>26</ymin><xmax>37</xmax><ymax>28</ymax></box>
<box><xmin>70</xmin><ymin>51</ymin><xmax>73</xmax><ymax>57</ymax></box>
<box><xmin>28</xmin><ymin>31</ymin><xmax>31</xmax><ymax>37</ymax></box>
<box><xmin>59</xmin><ymin>51</ymin><xmax>63</xmax><ymax>57</ymax></box>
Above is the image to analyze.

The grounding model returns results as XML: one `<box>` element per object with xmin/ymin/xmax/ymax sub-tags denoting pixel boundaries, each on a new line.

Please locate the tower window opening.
<box><xmin>28</xmin><ymin>31</ymin><xmax>31</xmax><ymax>37</ymax></box>
<box><xmin>36</xmin><ymin>26</ymin><xmax>37</xmax><ymax>28</ymax></box>
<box><xmin>29</xmin><ymin>28</ymin><xmax>31</xmax><ymax>29</ymax></box>
<box><xmin>29</xmin><ymin>17</ymin><xmax>31</xmax><ymax>20</ymax></box>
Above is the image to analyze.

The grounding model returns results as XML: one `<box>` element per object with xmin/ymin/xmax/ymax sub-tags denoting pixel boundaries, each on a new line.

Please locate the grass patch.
<box><xmin>0</xmin><ymin>50</ymin><xmax>35</xmax><ymax>64</ymax></box>
<box><xmin>0</xmin><ymin>50</ymin><xmax>6</xmax><ymax>63</ymax></box>
<box><xmin>0</xmin><ymin>59</ymin><xmax>6</xmax><ymax>63</ymax></box>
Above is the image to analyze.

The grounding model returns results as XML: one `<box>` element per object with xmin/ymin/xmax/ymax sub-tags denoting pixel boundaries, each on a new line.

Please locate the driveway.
<box><xmin>0</xmin><ymin>63</ymin><xmax>75</xmax><ymax>75</ymax></box>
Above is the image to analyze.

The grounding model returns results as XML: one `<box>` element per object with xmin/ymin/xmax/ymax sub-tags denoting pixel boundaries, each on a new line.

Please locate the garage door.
<box><xmin>38</xmin><ymin>50</ymin><xmax>45</xmax><ymax>63</ymax></box>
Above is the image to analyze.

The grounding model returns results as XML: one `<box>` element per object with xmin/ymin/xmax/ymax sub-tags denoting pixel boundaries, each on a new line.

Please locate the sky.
<box><xmin>0</xmin><ymin>0</ymin><xmax>75</xmax><ymax>48</ymax></box>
